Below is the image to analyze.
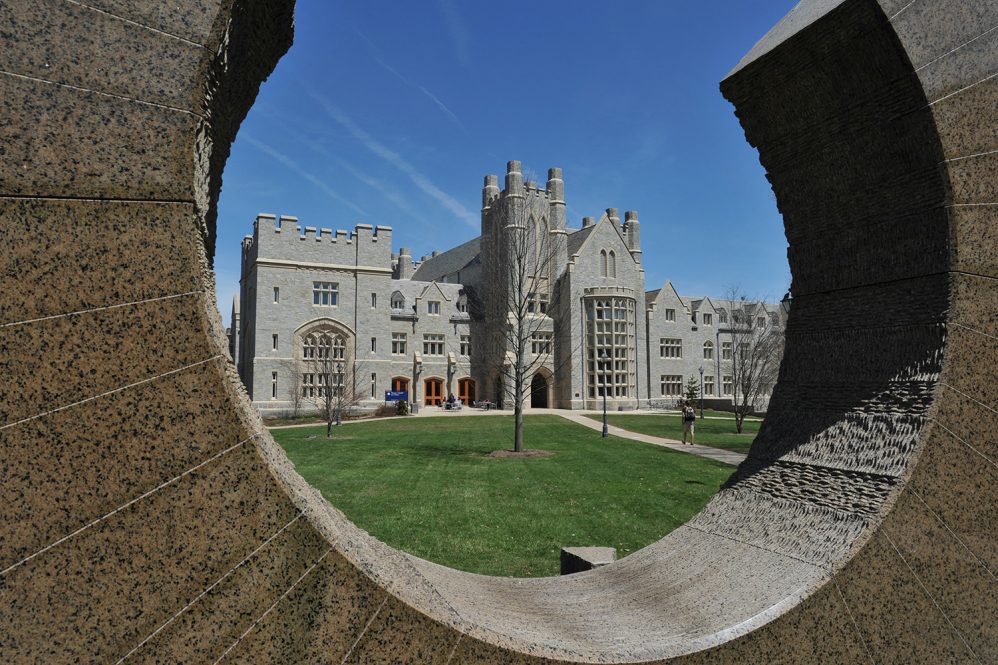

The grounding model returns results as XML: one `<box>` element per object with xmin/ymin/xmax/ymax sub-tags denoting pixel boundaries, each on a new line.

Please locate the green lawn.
<box><xmin>272</xmin><ymin>415</ymin><xmax>733</xmax><ymax>578</ymax></box>
<box><xmin>588</xmin><ymin>414</ymin><xmax>761</xmax><ymax>454</ymax></box>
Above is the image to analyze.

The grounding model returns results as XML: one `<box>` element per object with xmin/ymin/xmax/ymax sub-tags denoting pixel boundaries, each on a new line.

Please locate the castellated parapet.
<box><xmin>244</xmin><ymin>212</ymin><xmax>393</xmax><ymax>269</ymax></box>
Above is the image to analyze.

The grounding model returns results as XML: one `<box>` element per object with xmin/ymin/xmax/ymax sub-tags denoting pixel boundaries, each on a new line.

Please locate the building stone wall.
<box><xmin>236</xmin><ymin>163</ymin><xmax>783</xmax><ymax>414</ymax></box>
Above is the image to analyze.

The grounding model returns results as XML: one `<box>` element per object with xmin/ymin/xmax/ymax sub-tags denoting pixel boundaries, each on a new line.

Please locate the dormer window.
<box><xmin>428</xmin><ymin>301</ymin><xmax>441</xmax><ymax>315</ymax></box>
<box><xmin>391</xmin><ymin>291</ymin><xmax>405</xmax><ymax>310</ymax></box>
<box><xmin>703</xmin><ymin>313</ymin><xmax>712</xmax><ymax>326</ymax></box>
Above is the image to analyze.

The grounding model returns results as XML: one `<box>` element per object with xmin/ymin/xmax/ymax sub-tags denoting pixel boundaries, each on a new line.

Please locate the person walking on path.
<box><xmin>682</xmin><ymin>402</ymin><xmax>697</xmax><ymax>445</ymax></box>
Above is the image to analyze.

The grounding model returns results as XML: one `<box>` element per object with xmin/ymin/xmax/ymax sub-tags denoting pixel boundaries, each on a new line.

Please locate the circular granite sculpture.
<box><xmin>0</xmin><ymin>0</ymin><xmax>993</xmax><ymax>662</ymax></box>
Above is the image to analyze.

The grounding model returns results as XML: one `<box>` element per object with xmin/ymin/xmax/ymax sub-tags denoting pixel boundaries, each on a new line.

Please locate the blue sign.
<box><xmin>385</xmin><ymin>390</ymin><xmax>408</xmax><ymax>402</ymax></box>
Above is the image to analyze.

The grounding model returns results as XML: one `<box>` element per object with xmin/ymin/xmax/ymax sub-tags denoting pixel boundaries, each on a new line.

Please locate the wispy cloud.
<box><xmin>309</xmin><ymin>94</ymin><xmax>478</xmax><ymax>228</ymax></box>
<box><xmin>242</xmin><ymin>135</ymin><xmax>367</xmax><ymax>218</ymax></box>
<box><xmin>352</xmin><ymin>25</ymin><xmax>464</xmax><ymax>129</ymax></box>
<box><xmin>437</xmin><ymin>0</ymin><xmax>472</xmax><ymax>68</ymax></box>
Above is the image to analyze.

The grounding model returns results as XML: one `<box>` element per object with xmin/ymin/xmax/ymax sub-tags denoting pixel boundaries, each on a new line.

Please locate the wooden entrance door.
<box><xmin>424</xmin><ymin>378</ymin><xmax>443</xmax><ymax>406</ymax></box>
<box><xmin>458</xmin><ymin>378</ymin><xmax>476</xmax><ymax>405</ymax></box>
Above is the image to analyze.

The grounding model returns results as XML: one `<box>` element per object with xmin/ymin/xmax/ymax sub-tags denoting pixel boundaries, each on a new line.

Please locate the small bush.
<box><xmin>396</xmin><ymin>400</ymin><xmax>409</xmax><ymax>416</ymax></box>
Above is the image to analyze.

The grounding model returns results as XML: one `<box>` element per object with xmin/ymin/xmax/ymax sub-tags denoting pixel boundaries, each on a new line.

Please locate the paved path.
<box><xmin>269</xmin><ymin>408</ymin><xmax>747</xmax><ymax>466</ymax></box>
<box><xmin>554</xmin><ymin>412</ymin><xmax>747</xmax><ymax>466</ymax></box>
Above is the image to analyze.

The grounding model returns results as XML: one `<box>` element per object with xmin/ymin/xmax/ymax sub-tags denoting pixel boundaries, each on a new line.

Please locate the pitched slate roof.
<box><xmin>411</xmin><ymin>236</ymin><xmax>481</xmax><ymax>282</ymax></box>
<box><xmin>566</xmin><ymin>225</ymin><xmax>597</xmax><ymax>257</ymax></box>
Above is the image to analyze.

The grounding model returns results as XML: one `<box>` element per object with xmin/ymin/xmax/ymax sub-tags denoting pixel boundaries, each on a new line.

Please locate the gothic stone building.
<box><xmin>232</xmin><ymin>161</ymin><xmax>787</xmax><ymax>414</ymax></box>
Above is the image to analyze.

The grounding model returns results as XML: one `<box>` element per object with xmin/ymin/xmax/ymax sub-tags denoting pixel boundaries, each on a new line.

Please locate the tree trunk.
<box><xmin>735</xmin><ymin>411</ymin><xmax>744</xmax><ymax>434</ymax></box>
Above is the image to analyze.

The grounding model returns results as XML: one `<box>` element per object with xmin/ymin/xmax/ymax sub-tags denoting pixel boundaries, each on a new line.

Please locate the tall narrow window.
<box><xmin>371</xmin><ymin>337</ymin><xmax>377</xmax><ymax>353</ymax></box>
<box><xmin>600</xmin><ymin>250</ymin><xmax>608</xmax><ymax>277</ymax></box>
<box><xmin>273</xmin><ymin>287</ymin><xmax>279</xmax><ymax>303</ymax></box>
<box><xmin>371</xmin><ymin>293</ymin><xmax>377</xmax><ymax>308</ymax></box>
<box><xmin>271</xmin><ymin>372</ymin><xmax>277</xmax><ymax>399</ymax></box>
<box><xmin>371</xmin><ymin>373</ymin><xmax>377</xmax><ymax>398</ymax></box>
<box><xmin>608</xmin><ymin>250</ymin><xmax>616</xmax><ymax>278</ymax></box>
<box><xmin>272</xmin><ymin>333</ymin><xmax>278</xmax><ymax>351</ymax></box>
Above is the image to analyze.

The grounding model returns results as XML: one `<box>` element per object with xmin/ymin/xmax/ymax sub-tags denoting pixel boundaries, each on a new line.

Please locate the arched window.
<box><xmin>538</xmin><ymin>217</ymin><xmax>550</xmax><ymax>266</ymax></box>
<box><xmin>600</xmin><ymin>250</ymin><xmax>608</xmax><ymax>277</ymax></box>
<box><xmin>608</xmin><ymin>250</ymin><xmax>616</xmax><ymax>278</ymax></box>
<box><xmin>703</xmin><ymin>340</ymin><xmax>714</xmax><ymax>360</ymax></box>
<box><xmin>390</xmin><ymin>291</ymin><xmax>405</xmax><ymax>310</ymax></box>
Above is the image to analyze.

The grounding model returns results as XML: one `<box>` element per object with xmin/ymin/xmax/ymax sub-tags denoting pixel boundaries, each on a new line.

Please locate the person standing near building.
<box><xmin>682</xmin><ymin>402</ymin><xmax>696</xmax><ymax>444</ymax></box>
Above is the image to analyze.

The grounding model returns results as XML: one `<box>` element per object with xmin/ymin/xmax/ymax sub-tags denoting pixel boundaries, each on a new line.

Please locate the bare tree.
<box><xmin>282</xmin><ymin>357</ymin><xmax>307</xmax><ymax>419</ymax></box>
<box><xmin>313</xmin><ymin>350</ymin><xmax>369</xmax><ymax>438</ymax></box>
<box><xmin>722</xmin><ymin>288</ymin><xmax>785</xmax><ymax>433</ymax></box>
<box><xmin>479</xmin><ymin>181</ymin><xmax>561</xmax><ymax>453</ymax></box>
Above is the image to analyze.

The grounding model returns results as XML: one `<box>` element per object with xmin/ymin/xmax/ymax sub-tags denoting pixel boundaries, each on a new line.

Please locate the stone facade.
<box><xmin>234</xmin><ymin>162</ymin><xmax>786</xmax><ymax>414</ymax></box>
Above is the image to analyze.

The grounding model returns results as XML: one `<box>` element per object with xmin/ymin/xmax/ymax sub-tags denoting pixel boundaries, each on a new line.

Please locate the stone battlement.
<box><xmin>243</xmin><ymin>213</ymin><xmax>393</xmax><ymax>268</ymax></box>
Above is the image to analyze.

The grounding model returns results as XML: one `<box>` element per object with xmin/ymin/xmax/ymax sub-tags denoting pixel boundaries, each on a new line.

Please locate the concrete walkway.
<box><xmin>269</xmin><ymin>407</ymin><xmax>747</xmax><ymax>467</ymax></box>
<box><xmin>554</xmin><ymin>412</ymin><xmax>747</xmax><ymax>466</ymax></box>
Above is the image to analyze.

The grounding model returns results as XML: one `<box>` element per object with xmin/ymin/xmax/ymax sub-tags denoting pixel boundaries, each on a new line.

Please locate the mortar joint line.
<box><xmin>931</xmin><ymin>420</ymin><xmax>997</xmax><ymax>470</ymax></box>
<box><xmin>339</xmin><ymin>595</ymin><xmax>390</xmax><ymax>664</ymax></box>
<box><xmin>443</xmin><ymin>633</ymin><xmax>464</xmax><ymax>664</ymax></box>
<box><xmin>115</xmin><ymin>511</ymin><xmax>304</xmax><ymax>664</ymax></box>
<box><xmin>888</xmin><ymin>1</ymin><xmax>918</xmax><ymax>21</ymax></box>
<box><xmin>0</xmin><ymin>194</ymin><xmax>195</xmax><ymax>204</ymax></box>
<box><xmin>0</xmin><ymin>355</ymin><xmax>223</xmax><ymax>432</ymax></box>
<box><xmin>0</xmin><ymin>290</ymin><xmax>204</xmax><ymax>329</ymax></box>
<box><xmin>833</xmin><ymin>581</ymin><xmax>876</xmax><ymax>665</ymax></box>
<box><xmin>62</xmin><ymin>0</ymin><xmax>206</xmax><ymax>47</ymax></box>
<box><xmin>928</xmin><ymin>70</ymin><xmax>998</xmax><ymax>107</ymax></box>
<box><xmin>908</xmin><ymin>488</ymin><xmax>996</xmax><ymax>581</ymax></box>
<box><xmin>938</xmin><ymin>383</ymin><xmax>998</xmax><ymax>421</ymax></box>
<box><xmin>213</xmin><ymin>548</ymin><xmax>334</xmax><ymax>664</ymax></box>
<box><xmin>681</xmin><ymin>522</ymin><xmax>830</xmax><ymax>573</ymax></box>
<box><xmin>882</xmin><ymin>531</ymin><xmax>982</xmax><ymax>663</ymax></box>
<box><xmin>943</xmin><ymin>148</ymin><xmax>998</xmax><ymax>164</ymax></box>
<box><xmin>0</xmin><ymin>430</ymin><xmax>260</xmax><ymax>577</ymax></box>
<box><xmin>915</xmin><ymin>23</ymin><xmax>998</xmax><ymax>74</ymax></box>
<box><xmin>948</xmin><ymin>321</ymin><xmax>998</xmax><ymax>341</ymax></box>
<box><xmin>0</xmin><ymin>69</ymin><xmax>201</xmax><ymax>116</ymax></box>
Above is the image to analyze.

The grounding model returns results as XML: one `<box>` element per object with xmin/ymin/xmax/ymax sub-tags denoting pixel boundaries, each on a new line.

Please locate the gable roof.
<box><xmin>569</xmin><ymin>212</ymin><xmax>632</xmax><ymax>263</ymax></box>
<box><xmin>411</xmin><ymin>236</ymin><xmax>481</xmax><ymax>282</ymax></box>
<box><xmin>567</xmin><ymin>225</ymin><xmax>597</xmax><ymax>257</ymax></box>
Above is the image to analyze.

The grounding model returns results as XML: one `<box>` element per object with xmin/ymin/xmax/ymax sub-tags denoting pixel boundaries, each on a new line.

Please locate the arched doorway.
<box><xmin>424</xmin><ymin>378</ymin><xmax>443</xmax><ymax>406</ymax></box>
<box><xmin>392</xmin><ymin>377</ymin><xmax>410</xmax><ymax>394</ymax></box>
<box><xmin>458</xmin><ymin>378</ymin><xmax>476</xmax><ymax>405</ymax></box>
<box><xmin>530</xmin><ymin>373</ymin><xmax>549</xmax><ymax>408</ymax></box>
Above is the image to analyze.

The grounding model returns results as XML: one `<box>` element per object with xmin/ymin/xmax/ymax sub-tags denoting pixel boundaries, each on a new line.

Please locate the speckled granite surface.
<box><xmin>0</xmin><ymin>0</ymin><xmax>993</xmax><ymax>662</ymax></box>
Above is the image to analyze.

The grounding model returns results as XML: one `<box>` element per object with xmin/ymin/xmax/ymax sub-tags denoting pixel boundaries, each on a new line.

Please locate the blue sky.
<box><xmin>215</xmin><ymin>1</ymin><xmax>799</xmax><ymax>317</ymax></box>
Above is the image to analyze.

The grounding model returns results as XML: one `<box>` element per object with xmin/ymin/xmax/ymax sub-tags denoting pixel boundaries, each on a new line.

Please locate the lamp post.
<box><xmin>600</xmin><ymin>350</ymin><xmax>609</xmax><ymax>438</ymax></box>
<box><xmin>698</xmin><ymin>365</ymin><xmax>704</xmax><ymax>420</ymax></box>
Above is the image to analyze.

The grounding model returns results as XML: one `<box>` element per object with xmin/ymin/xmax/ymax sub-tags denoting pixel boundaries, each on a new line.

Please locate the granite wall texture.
<box><xmin>0</xmin><ymin>0</ymin><xmax>993</xmax><ymax>663</ymax></box>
